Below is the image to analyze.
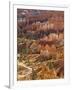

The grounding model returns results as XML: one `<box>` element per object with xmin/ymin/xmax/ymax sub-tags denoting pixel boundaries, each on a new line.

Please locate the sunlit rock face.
<box><xmin>48</xmin><ymin>33</ymin><xmax>59</xmax><ymax>41</ymax></box>
<box><xmin>40</xmin><ymin>49</ymin><xmax>49</xmax><ymax>57</ymax></box>
<box><xmin>59</xmin><ymin>33</ymin><xmax>64</xmax><ymax>40</ymax></box>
